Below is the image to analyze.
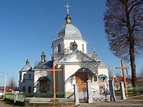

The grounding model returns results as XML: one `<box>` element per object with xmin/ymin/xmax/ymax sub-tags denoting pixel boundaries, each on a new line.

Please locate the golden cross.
<box><xmin>46</xmin><ymin>61</ymin><xmax>62</xmax><ymax>101</ymax></box>
<box><xmin>116</xmin><ymin>60</ymin><xmax>130</xmax><ymax>97</ymax></box>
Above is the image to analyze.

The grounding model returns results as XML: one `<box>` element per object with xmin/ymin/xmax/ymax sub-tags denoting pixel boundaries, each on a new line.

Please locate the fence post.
<box><xmin>109</xmin><ymin>80</ymin><xmax>116</xmax><ymax>101</ymax></box>
<box><xmin>120</xmin><ymin>82</ymin><xmax>126</xmax><ymax>100</ymax></box>
<box><xmin>14</xmin><ymin>91</ymin><xmax>18</xmax><ymax>103</ymax></box>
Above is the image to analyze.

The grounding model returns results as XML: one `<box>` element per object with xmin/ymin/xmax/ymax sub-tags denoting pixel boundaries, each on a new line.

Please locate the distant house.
<box><xmin>109</xmin><ymin>76</ymin><xmax>131</xmax><ymax>90</ymax></box>
<box><xmin>0</xmin><ymin>86</ymin><xmax>4</xmax><ymax>98</ymax></box>
<box><xmin>0</xmin><ymin>86</ymin><xmax>15</xmax><ymax>95</ymax></box>
<box><xmin>0</xmin><ymin>86</ymin><xmax>12</xmax><ymax>98</ymax></box>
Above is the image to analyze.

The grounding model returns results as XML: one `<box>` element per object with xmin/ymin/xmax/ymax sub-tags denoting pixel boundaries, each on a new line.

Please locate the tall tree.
<box><xmin>104</xmin><ymin>0</ymin><xmax>143</xmax><ymax>93</ymax></box>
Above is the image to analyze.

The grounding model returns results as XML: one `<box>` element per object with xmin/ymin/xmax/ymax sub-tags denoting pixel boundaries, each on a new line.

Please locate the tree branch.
<box><xmin>128</xmin><ymin>1</ymin><xmax>143</xmax><ymax>13</ymax></box>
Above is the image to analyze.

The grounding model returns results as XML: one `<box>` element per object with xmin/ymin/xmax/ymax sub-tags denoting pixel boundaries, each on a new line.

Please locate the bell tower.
<box><xmin>51</xmin><ymin>3</ymin><xmax>87</xmax><ymax>61</ymax></box>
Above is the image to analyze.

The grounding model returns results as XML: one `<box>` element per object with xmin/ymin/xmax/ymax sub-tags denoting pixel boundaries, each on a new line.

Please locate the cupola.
<box><xmin>41</xmin><ymin>51</ymin><xmax>46</xmax><ymax>63</ymax></box>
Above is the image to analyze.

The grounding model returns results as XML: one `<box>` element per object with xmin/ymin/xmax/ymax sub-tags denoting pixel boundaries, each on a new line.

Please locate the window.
<box><xmin>82</xmin><ymin>44</ymin><xmax>84</xmax><ymax>52</ymax></box>
<box><xmin>23</xmin><ymin>74</ymin><xmax>26</xmax><ymax>79</ymax></box>
<box><xmin>28</xmin><ymin>74</ymin><xmax>31</xmax><ymax>79</ymax></box>
<box><xmin>70</xmin><ymin>42</ymin><xmax>73</xmax><ymax>50</ymax></box>
<box><xmin>28</xmin><ymin>86</ymin><xmax>31</xmax><ymax>93</ymax></box>
<box><xmin>20</xmin><ymin>73</ymin><xmax>21</xmax><ymax>80</ymax></box>
<box><xmin>70</xmin><ymin>41</ymin><xmax>78</xmax><ymax>51</ymax></box>
<box><xmin>23</xmin><ymin>86</ymin><xmax>25</xmax><ymax>92</ymax></box>
<box><xmin>58</xmin><ymin>44</ymin><xmax>61</xmax><ymax>52</ymax></box>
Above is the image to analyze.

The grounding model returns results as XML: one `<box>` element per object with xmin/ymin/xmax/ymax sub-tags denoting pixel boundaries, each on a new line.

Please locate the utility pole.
<box><xmin>4</xmin><ymin>74</ymin><xmax>7</xmax><ymax>96</ymax></box>
<box><xmin>116</xmin><ymin>60</ymin><xmax>130</xmax><ymax>97</ymax></box>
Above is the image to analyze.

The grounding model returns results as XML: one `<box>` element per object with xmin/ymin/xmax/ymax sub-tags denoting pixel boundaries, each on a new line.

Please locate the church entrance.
<box><xmin>75</xmin><ymin>68</ymin><xmax>96</xmax><ymax>102</ymax></box>
<box><xmin>38</xmin><ymin>76</ymin><xmax>50</xmax><ymax>93</ymax></box>
<box><xmin>75</xmin><ymin>72</ymin><xmax>87</xmax><ymax>92</ymax></box>
<box><xmin>75</xmin><ymin>68</ymin><xmax>89</xmax><ymax>102</ymax></box>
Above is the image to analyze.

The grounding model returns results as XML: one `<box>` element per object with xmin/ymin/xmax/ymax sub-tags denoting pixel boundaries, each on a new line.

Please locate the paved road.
<box><xmin>0</xmin><ymin>99</ymin><xmax>11</xmax><ymax>107</ymax></box>
<box><xmin>0</xmin><ymin>98</ymin><xmax>143</xmax><ymax>107</ymax></box>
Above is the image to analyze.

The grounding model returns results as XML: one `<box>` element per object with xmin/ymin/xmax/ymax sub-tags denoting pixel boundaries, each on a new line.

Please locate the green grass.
<box><xmin>115</xmin><ymin>86</ymin><xmax>143</xmax><ymax>97</ymax></box>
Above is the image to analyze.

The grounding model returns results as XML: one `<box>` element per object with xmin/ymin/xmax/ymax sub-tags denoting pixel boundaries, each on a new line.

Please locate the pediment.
<box><xmin>59</xmin><ymin>50</ymin><xmax>95</xmax><ymax>62</ymax></box>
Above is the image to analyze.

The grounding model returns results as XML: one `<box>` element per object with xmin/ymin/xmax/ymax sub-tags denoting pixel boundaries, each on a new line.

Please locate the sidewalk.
<box><xmin>79</xmin><ymin>99</ymin><xmax>143</xmax><ymax>107</ymax></box>
<box><xmin>1</xmin><ymin>95</ymin><xmax>143</xmax><ymax>107</ymax></box>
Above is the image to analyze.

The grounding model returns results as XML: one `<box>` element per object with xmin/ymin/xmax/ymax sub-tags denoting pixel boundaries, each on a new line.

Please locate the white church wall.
<box><xmin>98</xmin><ymin>68</ymin><xmax>109</xmax><ymax>77</ymax></box>
<box><xmin>56</xmin><ymin>71</ymin><xmax>64</xmax><ymax>93</ymax></box>
<box><xmin>64</xmin><ymin>64</ymin><xmax>80</xmax><ymax>92</ymax></box>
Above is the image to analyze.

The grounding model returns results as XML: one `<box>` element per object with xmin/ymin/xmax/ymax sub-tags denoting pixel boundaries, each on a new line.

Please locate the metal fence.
<box><xmin>5</xmin><ymin>93</ymin><xmax>25</xmax><ymax>101</ymax></box>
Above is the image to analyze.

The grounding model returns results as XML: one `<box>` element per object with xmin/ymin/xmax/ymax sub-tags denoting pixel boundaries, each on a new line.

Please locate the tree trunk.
<box><xmin>129</xmin><ymin>41</ymin><xmax>138</xmax><ymax>94</ymax></box>
<box><xmin>124</xmin><ymin>2</ymin><xmax>138</xmax><ymax>94</ymax></box>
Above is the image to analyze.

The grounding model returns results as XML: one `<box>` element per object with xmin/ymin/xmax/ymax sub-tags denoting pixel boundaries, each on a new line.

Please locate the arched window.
<box><xmin>58</xmin><ymin>44</ymin><xmax>61</xmax><ymax>52</ymax></box>
<box><xmin>23</xmin><ymin>74</ymin><xmax>26</xmax><ymax>79</ymax></box>
<box><xmin>82</xmin><ymin>44</ymin><xmax>84</xmax><ymax>52</ymax></box>
<box><xmin>28</xmin><ymin>74</ymin><xmax>31</xmax><ymax>79</ymax></box>
<box><xmin>70</xmin><ymin>42</ymin><xmax>73</xmax><ymax>50</ymax></box>
<box><xmin>28</xmin><ymin>86</ymin><xmax>31</xmax><ymax>93</ymax></box>
<box><xmin>23</xmin><ymin>86</ymin><xmax>25</xmax><ymax>92</ymax></box>
<box><xmin>20</xmin><ymin>73</ymin><xmax>21</xmax><ymax>80</ymax></box>
<box><xmin>70</xmin><ymin>41</ymin><xmax>78</xmax><ymax>51</ymax></box>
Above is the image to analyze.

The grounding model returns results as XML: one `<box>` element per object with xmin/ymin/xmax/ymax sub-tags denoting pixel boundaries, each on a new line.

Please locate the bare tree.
<box><xmin>104</xmin><ymin>0</ymin><xmax>143</xmax><ymax>94</ymax></box>
<box><xmin>7</xmin><ymin>77</ymin><xmax>17</xmax><ymax>91</ymax></box>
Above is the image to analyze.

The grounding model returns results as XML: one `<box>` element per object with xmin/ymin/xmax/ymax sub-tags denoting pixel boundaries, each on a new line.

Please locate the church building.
<box><xmin>19</xmin><ymin>4</ymin><xmax>109</xmax><ymax>98</ymax></box>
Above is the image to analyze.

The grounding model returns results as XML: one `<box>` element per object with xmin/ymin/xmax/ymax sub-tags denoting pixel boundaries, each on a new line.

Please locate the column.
<box><xmin>87</xmin><ymin>80</ymin><xmax>93</xmax><ymax>103</ymax></box>
<box><xmin>74</xmin><ymin>84</ymin><xmax>79</xmax><ymax>105</ymax></box>
<box><xmin>109</xmin><ymin>80</ymin><xmax>116</xmax><ymax>101</ymax></box>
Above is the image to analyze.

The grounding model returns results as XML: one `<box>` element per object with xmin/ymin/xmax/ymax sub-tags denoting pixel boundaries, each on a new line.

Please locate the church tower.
<box><xmin>52</xmin><ymin>3</ymin><xmax>87</xmax><ymax>61</ymax></box>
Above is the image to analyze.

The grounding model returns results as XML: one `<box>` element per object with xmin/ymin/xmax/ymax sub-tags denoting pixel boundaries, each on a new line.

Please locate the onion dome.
<box><xmin>57</xmin><ymin>3</ymin><xmax>82</xmax><ymax>39</ymax></box>
<box><xmin>21</xmin><ymin>59</ymin><xmax>32</xmax><ymax>71</ymax></box>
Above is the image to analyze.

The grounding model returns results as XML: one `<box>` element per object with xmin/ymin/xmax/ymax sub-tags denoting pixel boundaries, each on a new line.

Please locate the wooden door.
<box><xmin>76</xmin><ymin>72</ymin><xmax>87</xmax><ymax>92</ymax></box>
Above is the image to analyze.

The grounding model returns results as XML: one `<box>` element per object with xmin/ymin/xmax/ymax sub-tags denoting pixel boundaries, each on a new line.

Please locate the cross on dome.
<box><xmin>64</xmin><ymin>3</ymin><xmax>71</xmax><ymax>24</ymax></box>
<box><xmin>65</xmin><ymin>3</ymin><xmax>71</xmax><ymax>14</ymax></box>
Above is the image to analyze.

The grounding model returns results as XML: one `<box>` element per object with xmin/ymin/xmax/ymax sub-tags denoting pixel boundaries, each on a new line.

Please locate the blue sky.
<box><xmin>0</xmin><ymin>0</ymin><xmax>143</xmax><ymax>86</ymax></box>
